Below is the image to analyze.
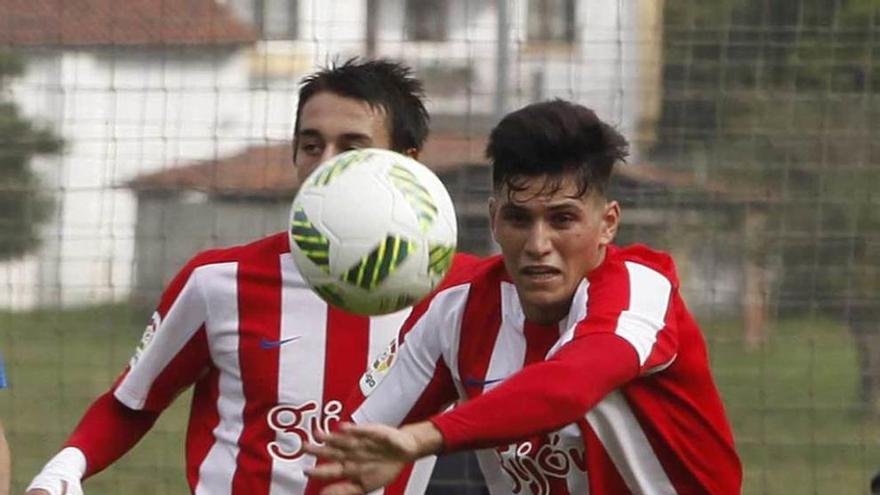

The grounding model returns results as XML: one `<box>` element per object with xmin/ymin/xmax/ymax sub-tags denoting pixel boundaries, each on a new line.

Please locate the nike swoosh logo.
<box><xmin>463</xmin><ymin>376</ymin><xmax>506</xmax><ymax>387</ymax></box>
<box><xmin>260</xmin><ymin>336</ymin><xmax>301</xmax><ymax>349</ymax></box>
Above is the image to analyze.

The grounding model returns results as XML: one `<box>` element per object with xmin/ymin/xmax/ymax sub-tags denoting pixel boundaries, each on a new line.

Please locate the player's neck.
<box><xmin>521</xmin><ymin>299</ymin><xmax>571</xmax><ymax>326</ymax></box>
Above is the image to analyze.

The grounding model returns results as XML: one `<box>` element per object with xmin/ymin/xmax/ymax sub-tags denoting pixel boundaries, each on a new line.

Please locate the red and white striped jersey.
<box><xmin>352</xmin><ymin>244</ymin><xmax>741</xmax><ymax>495</ymax></box>
<box><xmin>113</xmin><ymin>232</ymin><xmax>461</xmax><ymax>495</ymax></box>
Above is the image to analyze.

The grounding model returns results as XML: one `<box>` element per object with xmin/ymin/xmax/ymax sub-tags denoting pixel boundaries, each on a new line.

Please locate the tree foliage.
<box><xmin>655</xmin><ymin>0</ymin><xmax>879</xmax><ymax>318</ymax></box>
<box><xmin>0</xmin><ymin>51</ymin><xmax>63</xmax><ymax>260</ymax></box>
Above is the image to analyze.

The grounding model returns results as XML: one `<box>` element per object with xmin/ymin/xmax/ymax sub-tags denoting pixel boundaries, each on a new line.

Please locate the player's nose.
<box><xmin>523</xmin><ymin>221</ymin><xmax>553</xmax><ymax>257</ymax></box>
<box><xmin>319</xmin><ymin>145</ymin><xmax>340</xmax><ymax>164</ymax></box>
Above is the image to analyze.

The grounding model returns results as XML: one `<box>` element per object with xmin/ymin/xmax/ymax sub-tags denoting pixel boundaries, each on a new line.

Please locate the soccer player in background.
<box><xmin>1</xmin><ymin>351</ymin><xmax>10</xmax><ymax>495</ymax></box>
<box><xmin>25</xmin><ymin>58</ymin><xmax>475</xmax><ymax>495</ymax></box>
<box><xmin>305</xmin><ymin>100</ymin><xmax>743</xmax><ymax>494</ymax></box>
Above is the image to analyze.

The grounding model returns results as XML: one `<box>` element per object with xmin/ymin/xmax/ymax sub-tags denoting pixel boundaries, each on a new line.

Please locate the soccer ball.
<box><xmin>289</xmin><ymin>148</ymin><xmax>458</xmax><ymax>315</ymax></box>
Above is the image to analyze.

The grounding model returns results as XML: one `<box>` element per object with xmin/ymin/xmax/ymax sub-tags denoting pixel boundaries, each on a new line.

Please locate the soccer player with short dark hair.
<box><xmin>25</xmin><ymin>58</ymin><xmax>476</xmax><ymax>495</ymax></box>
<box><xmin>306</xmin><ymin>99</ymin><xmax>742</xmax><ymax>495</ymax></box>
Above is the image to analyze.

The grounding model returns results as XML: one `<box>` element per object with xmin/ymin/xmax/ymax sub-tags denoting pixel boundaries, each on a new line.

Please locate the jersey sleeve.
<box><xmin>431</xmin><ymin>258</ymin><xmax>680</xmax><ymax>452</ymax></box>
<box><xmin>112</xmin><ymin>253</ymin><xmax>214</xmax><ymax>412</ymax></box>
<box><xmin>563</xmin><ymin>258</ymin><xmax>679</xmax><ymax>375</ymax></box>
<box><xmin>64</xmin><ymin>392</ymin><xmax>159</xmax><ymax>478</ymax></box>
<box><xmin>349</xmin><ymin>284</ymin><xmax>468</xmax><ymax>427</ymax></box>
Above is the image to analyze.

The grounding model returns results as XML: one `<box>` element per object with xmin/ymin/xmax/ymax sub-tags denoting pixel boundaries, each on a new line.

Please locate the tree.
<box><xmin>655</xmin><ymin>1</ymin><xmax>880</xmax><ymax>411</ymax></box>
<box><xmin>0</xmin><ymin>50</ymin><xmax>63</xmax><ymax>260</ymax></box>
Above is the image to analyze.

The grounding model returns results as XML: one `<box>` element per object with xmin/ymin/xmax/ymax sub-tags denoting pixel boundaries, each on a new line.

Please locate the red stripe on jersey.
<box><xmin>457</xmin><ymin>273</ymin><xmax>503</xmax><ymax>398</ymax></box>
<box><xmin>303</xmin><ymin>310</ymin><xmax>370</xmax><ymax>495</ymax></box>
<box><xmin>231</xmin><ymin>255</ymin><xmax>284</xmax><ymax>495</ymax></box>
<box><xmin>187</xmin><ymin>361</ymin><xmax>221</xmax><ymax>491</ymax></box>
<box><xmin>385</xmin><ymin>462</ymin><xmax>415</xmax><ymax>494</ymax></box>
<box><xmin>578</xmin><ymin>420</ymin><xmax>632</xmax><ymax>494</ymax></box>
<box><xmin>522</xmin><ymin>321</ymin><xmax>559</xmax><ymax>365</ymax></box>
<box><xmin>323</xmin><ymin>308</ymin><xmax>370</xmax><ymax>421</ymax></box>
<box><xmin>523</xmin><ymin>321</ymin><xmax>572</xmax><ymax>495</ymax></box>
<box><xmin>400</xmin><ymin>358</ymin><xmax>457</xmax><ymax>425</ymax></box>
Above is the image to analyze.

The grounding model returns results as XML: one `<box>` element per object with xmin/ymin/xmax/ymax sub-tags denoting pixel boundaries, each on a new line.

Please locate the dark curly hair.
<box><xmin>295</xmin><ymin>58</ymin><xmax>429</xmax><ymax>154</ymax></box>
<box><xmin>488</xmin><ymin>99</ymin><xmax>629</xmax><ymax>198</ymax></box>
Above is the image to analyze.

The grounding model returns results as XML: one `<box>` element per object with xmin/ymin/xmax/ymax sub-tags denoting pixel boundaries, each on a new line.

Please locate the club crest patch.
<box><xmin>130</xmin><ymin>311</ymin><xmax>161</xmax><ymax>368</ymax></box>
<box><xmin>359</xmin><ymin>335</ymin><xmax>400</xmax><ymax>396</ymax></box>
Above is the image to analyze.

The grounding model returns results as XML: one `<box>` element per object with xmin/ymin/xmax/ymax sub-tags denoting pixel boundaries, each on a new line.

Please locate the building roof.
<box><xmin>130</xmin><ymin>143</ymin><xmax>297</xmax><ymax>198</ymax></box>
<box><xmin>129</xmin><ymin>135</ymin><xmax>775</xmax><ymax>204</ymax></box>
<box><xmin>128</xmin><ymin>134</ymin><xmax>492</xmax><ymax>198</ymax></box>
<box><xmin>0</xmin><ymin>0</ymin><xmax>257</xmax><ymax>46</ymax></box>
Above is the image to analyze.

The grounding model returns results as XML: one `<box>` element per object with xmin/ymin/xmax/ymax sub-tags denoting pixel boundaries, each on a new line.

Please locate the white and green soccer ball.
<box><xmin>289</xmin><ymin>148</ymin><xmax>458</xmax><ymax>315</ymax></box>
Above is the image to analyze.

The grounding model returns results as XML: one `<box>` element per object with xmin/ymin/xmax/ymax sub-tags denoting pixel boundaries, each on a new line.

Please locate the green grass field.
<box><xmin>1</xmin><ymin>304</ymin><xmax>877</xmax><ymax>493</ymax></box>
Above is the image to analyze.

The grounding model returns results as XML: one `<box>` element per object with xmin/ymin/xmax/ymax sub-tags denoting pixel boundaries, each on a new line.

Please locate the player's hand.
<box><xmin>24</xmin><ymin>478</ymin><xmax>83</xmax><ymax>495</ymax></box>
<box><xmin>304</xmin><ymin>423</ymin><xmax>414</xmax><ymax>493</ymax></box>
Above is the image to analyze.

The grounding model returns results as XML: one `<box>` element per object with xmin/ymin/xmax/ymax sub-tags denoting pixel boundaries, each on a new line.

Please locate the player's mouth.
<box><xmin>519</xmin><ymin>265</ymin><xmax>562</xmax><ymax>282</ymax></box>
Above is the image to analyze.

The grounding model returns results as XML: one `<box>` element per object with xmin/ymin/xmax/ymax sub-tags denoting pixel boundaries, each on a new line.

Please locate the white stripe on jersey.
<box><xmin>404</xmin><ymin>458</ymin><xmax>438</xmax><ymax>495</ymax></box>
<box><xmin>269</xmin><ymin>253</ymin><xmax>329</xmax><ymax>495</ymax></box>
<box><xmin>481</xmin><ymin>282</ymin><xmax>526</xmax><ymax>393</ymax></box>
<box><xmin>364</xmin><ymin>298</ymin><xmax>426</xmax><ymax>495</ymax></box>
<box><xmin>369</xmin><ymin>310</ymin><xmax>411</xmax><ymax>357</ymax></box>
<box><xmin>475</xmin><ymin>449</ymin><xmax>508</xmax><ymax>491</ymax></box>
<box><xmin>586</xmin><ymin>391</ymin><xmax>676</xmax><ymax>494</ymax></box>
<box><xmin>196</xmin><ymin>262</ymin><xmax>246</xmax><ymax>495</ymax></box>
<box><xmin>353</xmin><ymin>284</ymin><xmax>470</xmax><ymax>426</ymax></box>
<box><xmin>115</xmin><ymin>264</ymin><xmax>215</xmax><ymax>409</ymax></box>
<box><xmin>615</xmin><ymin>262</ymin><xmax>672</xmax><ymax>366</ymax></box>
<box><xmin>368</xmin><ymin>305</ymin><xmax>423</xmax><ymax>495</ymax></box>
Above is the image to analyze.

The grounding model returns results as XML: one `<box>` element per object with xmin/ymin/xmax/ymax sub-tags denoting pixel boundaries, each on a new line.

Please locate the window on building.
<box><xmin>405</xmin><ymin>0</ymin><xmax>449</xmax><ymax>41</ymax></box>
<box><xmin>255</xmin><ymin>0</ymin><xmax>297</xmax><ymax>40</ymax></box>
<box><xmin>527</xmin><ymin>0</ymin><xmax>576</xmax><ymax>43</ymax></box>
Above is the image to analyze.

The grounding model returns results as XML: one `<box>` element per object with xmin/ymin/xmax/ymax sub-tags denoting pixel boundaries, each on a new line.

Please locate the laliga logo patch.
<box><xmin>129</xmin><ymin>311</ymin><xmax>161</xmax><ymax>368</ymax></box>
<box><xmin>359</xmin><ymin>336</ymin><xmax>399</xmax><ymax>396</ymax></box>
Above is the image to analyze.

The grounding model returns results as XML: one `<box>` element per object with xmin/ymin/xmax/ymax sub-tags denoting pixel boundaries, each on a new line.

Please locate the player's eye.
<box><xmin>342</xmin><ymin>140</ymin><xmax>371</xmax><ymax>152</ymax></box>
<box><xmin>299</xmin><ymin>142</ymin><xmax>323</xmax><ymax>156</ymax></box>
<box><xmin>550</xmin><ymin>213</ymin><xmax>577</xmax><ymax>227</ymax></box>
<box><xmin>501</xmin><ymin>209</ymin><xmax>531</xmax><ymax>226</ymax></box>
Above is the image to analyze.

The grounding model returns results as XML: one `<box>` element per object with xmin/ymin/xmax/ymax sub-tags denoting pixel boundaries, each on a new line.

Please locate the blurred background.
<box><xmin>0</xmin><ymin>0</ymin><xmax>878</xmax><ymax>493</ymax></box>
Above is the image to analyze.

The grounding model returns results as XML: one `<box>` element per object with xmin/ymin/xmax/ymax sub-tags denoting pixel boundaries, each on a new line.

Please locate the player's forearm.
<box><xmin>399</xmin><ymin>422</ymin><xmax>445</xmax><ymax>459</ymax></box>
<box><xmin>65</xmin><ymin>392</ymin><xmax>159</xmax><ymax>477</ymax></box>
<box><xmin>430</xmin><ymin>333</ymin><xmax>639</xmax><ymax>453</ymax></box>
<box><xmin>29</xmin><ymin>392</ymin><xmax>159</xmax><ymax>493</ymax></box>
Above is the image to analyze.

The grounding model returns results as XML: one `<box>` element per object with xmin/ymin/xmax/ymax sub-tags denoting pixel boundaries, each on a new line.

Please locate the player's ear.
<box><xmin>599</xmin><ymin>200</ymin><xmax>620</xmax><ymax>245</ymax></box>
<box><xmin>403</xmin><ymin>147</ymin><xmax>419</xmax><ymax>160</ymax></box>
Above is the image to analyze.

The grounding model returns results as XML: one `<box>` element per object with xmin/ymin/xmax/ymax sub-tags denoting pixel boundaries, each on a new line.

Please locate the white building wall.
<box><xmin>0</xmin><ymin>0</ymin><xmax>662</xmax><ymax>309</ymax></box>
<box><xmin>362</xmin><ymin>0</ymin><xmax>659</xmax><ymax>143</ymax></box>
<box><xmin>1</xmin><ymin>46</ymin><xmax>258</xmax><ymax>309</ymax></box>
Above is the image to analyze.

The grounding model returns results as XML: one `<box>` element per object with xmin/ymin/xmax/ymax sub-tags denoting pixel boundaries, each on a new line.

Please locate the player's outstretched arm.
<box><xmin>25</xmin><ymin>392</ymin><xmax>158</xmax><ymax>495</ymax></box>
<box><xmin>305</xmin><ymin>422</ymin><xmax>443</xmax><ymax>495</ymax></box>
<box><xmin>432</xmin><ymin>332</ymin><xmax>639</xmax><ymax>452</ymax></box>
<box><xmin>306</xmin><ymin>334</ymin><xmax>637</xmax><ymax>494</ymax></box>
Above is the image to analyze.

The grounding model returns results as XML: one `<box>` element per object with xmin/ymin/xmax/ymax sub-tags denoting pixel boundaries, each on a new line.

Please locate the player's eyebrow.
<box><xmin>337</xmin><ymin>132</ymin><xmax>373</xmax><ymax>144</ymax></box>
<box><xmin>546</xmin><ymin>199</ymin><xmax>583</xmax><ymax>211</ymax></box>
<box><xmin>295</xmin><ymin>129</ymin><xmax>373</xmax><ymax>145</ymax></box>
<box><xmin>295</xmin><ymin>129</ymin><xmax>324</xmax><ymax>140</ymax></box>
<box><xmin>498</xmin><ymin>203</ymin><xmax>529</xmax><ymax>214</ymax></box>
